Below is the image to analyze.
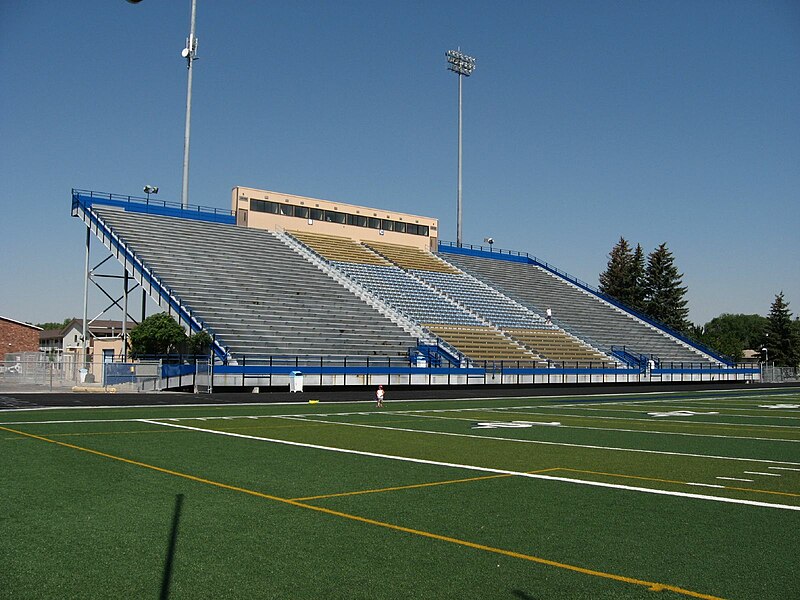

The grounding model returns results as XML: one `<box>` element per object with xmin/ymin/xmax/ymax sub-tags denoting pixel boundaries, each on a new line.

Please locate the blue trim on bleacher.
<box><xmin>438</xmin><ymin>242</ymin><xmax>735</xmax><ymax>366</ymax></box>
<box><xmin>71</xmin><ymin>192</ymin><xmax>229</xmax><ymax>362</ymax></box>
<box><xmin>73</xmin><ymin>189</ymin><xmax>235</xmax><ymax>225</ymax></box>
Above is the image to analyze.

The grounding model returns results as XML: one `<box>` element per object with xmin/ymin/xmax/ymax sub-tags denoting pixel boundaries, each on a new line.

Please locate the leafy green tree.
<box><xmin>696</xmin><ymin>313</ymin><xmax>768</xmax><ymax>362</ymax></box>
<box><xmin>36</xmin><ymin>317</ymin><xmax>74</xmax><ymax>330</ymax></box>
<box><xmin>187</xmin><ymin>330</ymin><xmax>213</xmax><ymax>356</ymax></box>
<box><xmin>643</xmin><ymin>243</ymin><xmax>690</xmax><ymax>332</ymax></box>
<box><xmin>764</xmin><ymin>292</ymin><xmax>800</xmax><ymax>367</ymax></box>
<box><xmin>129</xmin><ymin>313</ymin><xmax>188</xmax><ymax>357</ymax></box>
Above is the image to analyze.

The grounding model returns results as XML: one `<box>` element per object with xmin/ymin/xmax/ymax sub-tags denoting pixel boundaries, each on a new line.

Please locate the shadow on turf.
<box><xmin>512</xmin><ymin>591</ymin><xmax>539</xmax><ymax>600</ymax></box>
<box><xmin>160</xmin><ymin>493</ymin><xmax>184</xmax><ymax>600</ymax></box>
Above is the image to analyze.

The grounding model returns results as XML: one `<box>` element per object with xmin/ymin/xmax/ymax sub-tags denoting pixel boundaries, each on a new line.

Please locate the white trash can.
<box><xmin>289</xmin><ymin>371</ymin><xmax>304</xmax><ymax>393</ymax></box>
<box><xmin>79</xmin><ymin>368</ymin><xmax>88</xmax><ymax>383</ymax></box>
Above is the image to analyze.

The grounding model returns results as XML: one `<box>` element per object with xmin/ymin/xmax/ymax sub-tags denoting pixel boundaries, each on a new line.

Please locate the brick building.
<box><xmin>0</xmin><ymin>316</ymin><xmax>42</xmax><ymax>358</ymax></box>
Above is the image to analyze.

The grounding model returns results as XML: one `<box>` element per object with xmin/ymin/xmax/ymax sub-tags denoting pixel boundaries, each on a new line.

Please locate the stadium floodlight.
<box><xmin>446</xmin><ymin>49</ymin><xmax>476</xmax><ymax>77</ymax></box>
<box><xmin>446</xmin><ymin>48</ymin><xmax>476</xmax><ymax>247</ymax></box>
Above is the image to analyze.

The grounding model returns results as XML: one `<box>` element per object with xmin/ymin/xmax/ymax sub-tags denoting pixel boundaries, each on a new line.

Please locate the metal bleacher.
<box><xmin>90</xmin><ymin>205</ymin><xmax>419</xmax><ymax>359</ymax></box>
<box><xmin>439</xmin><ymin>249</ymin><xmax>722</xmax><ymax>366</ymax></box>
<box><xmin>73</xmin><ymin>190</ymin><xmax>728</xmax><ymax>371</ymax></box>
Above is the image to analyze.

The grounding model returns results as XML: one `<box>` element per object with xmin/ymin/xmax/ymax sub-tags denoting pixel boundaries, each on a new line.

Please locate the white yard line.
<box><xmin>717</xmin><ymin>477</ymin><xmax>754</xmax><ymax>482</ymax></box>
<box><xmin>140</xmin><ymin>418</ymin><xmax>800</xmax><ymax>512</ymax></box>
<box><xmin>531</xmin><ymin>404</ymin><xmax>800</xmax><ymax>420</ymax></box>
<box><xmin>396</xmin><ymin>411</ymin><xmax>800</xmax><ymax>443</ymax></box>
<box><xmin>769</xmin><ymin>466</ymin><xmax>800</xmax><ymax>472</ymax></box>
<box><xmin>275</xmin><ymin>414</ymin><xmax>800</xmax><ymax>467</ymax></box>
<box><xmin>743</xmin><ymin>471</ymin><xmax>782</xmax><ymax>477</ymax></box>
<box><xmin>476</xmin><ymin>408</ymin><xmax>800</xmax><ymax>430</ymax></box>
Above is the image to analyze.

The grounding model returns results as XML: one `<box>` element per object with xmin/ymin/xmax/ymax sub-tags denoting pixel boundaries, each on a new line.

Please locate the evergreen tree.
<box><xmin>765</xmin><ymin>292</ymin><xmax>800</xmax><ymax>367</ymax></box>
<box><xmin>599</xmin><ymin>237</ymin><xmax>634</xmax><ymax>304</ymax></box>
<box><xmin>599</xmin><ymin>239</ymin><xmax>647</xmax><ymax>312</ymax></box>
<box><xmin>643</xmin><ymin>243</ymin><xmax>690</xmax><ymax>332</ymax></box>
<box><xmin>629</xmin><ymin>243</ymin><xmax>646</xmax><ymax>312</ymax></box>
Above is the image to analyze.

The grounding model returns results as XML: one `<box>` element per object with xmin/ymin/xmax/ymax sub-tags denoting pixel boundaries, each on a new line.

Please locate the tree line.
<box><xmin>597</xmin><ymin>237</ymin><xmax>800</xmax><ymax>365</ymax></box>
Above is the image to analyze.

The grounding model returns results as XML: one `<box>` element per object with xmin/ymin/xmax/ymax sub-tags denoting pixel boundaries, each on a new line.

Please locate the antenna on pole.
<box><xmin>180</xmin><ymin>0</ymin><xmax>198</xmax><ymax>209</ymax></box>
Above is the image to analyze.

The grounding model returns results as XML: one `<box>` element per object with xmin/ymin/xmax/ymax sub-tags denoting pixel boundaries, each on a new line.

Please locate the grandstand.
<box><xmin>72</xmin><ymin>188</ymin><xmax>753</xmax><ymax>389</ymax></box>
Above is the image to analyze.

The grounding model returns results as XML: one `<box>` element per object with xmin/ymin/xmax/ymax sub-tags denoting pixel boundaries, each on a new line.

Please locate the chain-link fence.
<box><xmin>0</xmin><ymin>353</ymin><xmax>89</xmax><ymax>392</ymax></box>
<box><xmin>761</xmin><ymin>365</ymin><xmax>799</xmax><ymax>383</ymax></box>
<box><xmin>0</xmin><ymin>353</ymin><xmax>164</xmax><ymax>392</ymax></box>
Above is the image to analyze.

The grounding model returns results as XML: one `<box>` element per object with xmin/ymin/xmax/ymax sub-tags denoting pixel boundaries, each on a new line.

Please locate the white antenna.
<box><xmin>180</xmin><ymin>0</ymin><xmax>199</xmax><ymax>209</ymax></box>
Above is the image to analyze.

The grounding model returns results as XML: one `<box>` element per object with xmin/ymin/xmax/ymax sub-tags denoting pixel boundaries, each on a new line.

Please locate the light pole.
<box><xmin>446</xmin><ymin>48</ymin><xmax>476</xmax><ymax>247</ymax></box>
<box><xmin>180</xmin><ymin>0</ymin><xmax>199</xmax><ymax>209</ymax></box>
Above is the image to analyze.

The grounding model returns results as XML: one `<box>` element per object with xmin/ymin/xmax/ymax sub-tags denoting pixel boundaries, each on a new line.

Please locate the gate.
<box><xmin>195</xmin><ymin>358</ymin><xmax>212</xmax><ymax>394</ymax></box>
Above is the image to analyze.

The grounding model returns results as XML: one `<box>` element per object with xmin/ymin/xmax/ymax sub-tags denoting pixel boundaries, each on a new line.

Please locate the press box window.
<box><xmin>293</xmin><ymin>206</ymin><xmax>309</xmax><ymax>219</ymax></box>
<box><xmin>368</xmin><ymin>217</ymin><xmax>381</xmax><ymax>229</ymax></box>
<box><xmin>347</xmin><ymin>214</ymin><xmax>368</xmax><ymax>227</ymax></box>
<box><xmin>381</xmin><ymin>219</ymin><xmax>394</xmax><ymax>231</ymax></box>
<box><xmin>325</xmin><ymin>211</ymin><xmax>346</xmax><ymax>224</ymax></box>
<box><xmin>251</xmin><ymin>199</ymin><xmax>279</xmax><ymax>214</ymax></box>
<box><xmin>310</xmin><ymin>208</ymin><xmax>324</xmax><ymax>221</ymax></box>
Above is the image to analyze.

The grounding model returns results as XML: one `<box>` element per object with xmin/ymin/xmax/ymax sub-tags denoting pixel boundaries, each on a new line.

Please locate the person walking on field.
<box><xmin>376</xmin><ymin>385</ymin><xmax>385</xmax><ymax>408</ymax></box>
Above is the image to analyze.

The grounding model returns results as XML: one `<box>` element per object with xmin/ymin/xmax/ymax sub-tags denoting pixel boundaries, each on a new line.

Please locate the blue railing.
<box><xmin>71</xmin><ymin>194</ymin><xmax>229</xmax><ymax>362</ymax></box>
<box><xmin>438</xmin><ymin>241</ymin><xmax>734</xmax><ymax>366</ymax></box>
<box><xmin>72</xmin><ymin>189</ymin><xmax>235</xmax><ymax>224</ymax></box>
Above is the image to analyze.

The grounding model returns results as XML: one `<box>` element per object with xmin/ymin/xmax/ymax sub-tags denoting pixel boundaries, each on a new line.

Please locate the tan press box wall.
<box><xmin>231</xmin><ymin>186</ymin><xmax>439</xmax><ymax>251</ymax></box>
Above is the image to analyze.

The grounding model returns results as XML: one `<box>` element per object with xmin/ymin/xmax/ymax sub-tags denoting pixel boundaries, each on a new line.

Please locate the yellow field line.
<box><xmin>556</xmin><ymin>468</ymin><xmax>800</xmax><ymax>499</ymax></box>
<box><xmin>0</xmin><ymin>425</ymin><xmax>726</xmax><ymax>600</ymax></box>
<box><xmin>291</xmin><ymin>468</ymin><xmax>560</xmax><ymax>501</ymax></box>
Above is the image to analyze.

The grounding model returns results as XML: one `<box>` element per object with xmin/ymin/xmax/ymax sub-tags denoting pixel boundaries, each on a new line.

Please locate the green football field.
<box><xmin>2</xmin><ymin>387</ymin><xmax>799</xmax><ymax>599</ymax></box>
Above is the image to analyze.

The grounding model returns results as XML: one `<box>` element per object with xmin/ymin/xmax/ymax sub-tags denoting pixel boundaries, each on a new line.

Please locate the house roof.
<box><xmin>0</xmin><ymin>316</ymin><xmax>42</xmax><ymax>331</ymax></box>
<box><xmin>63</xmin><ymin>319</ymin><xmax>127</xmax><ymax>337</ymax></box>
<box><xmin>39</xmin><ymin>319</ymin><xmax>128</xmax><ymax>341</ymax></box>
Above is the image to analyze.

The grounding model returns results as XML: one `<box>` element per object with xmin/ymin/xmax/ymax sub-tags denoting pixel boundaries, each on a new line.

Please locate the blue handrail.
<box><xmin>438</xmin><ymin>241</ymin><xmax>734</xmax><ymax>366</ymax></box>
<box><xmin>71</xmin><ymin>195</ymin><xmax>229</xmax><ymax>362</ymax></box>
<box><xmin>72</xmin><ymin>188</ymin><xmax>234</xmax><ymax>220</ymax></box>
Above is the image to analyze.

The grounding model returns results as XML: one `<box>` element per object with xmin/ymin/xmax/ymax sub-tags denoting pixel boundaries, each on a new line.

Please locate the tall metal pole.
<box><xmin>122</xmin><ymin>269</ymin><xmax>129</xmax><ymax>360</ymax></box>
<box><xmin>446</xmin><ymin>49</ymin><xmax>476</xmax><ymax>248</ymax></box>
<box><xmin>82</xmin><ymin>227</ymin><xmax>91</xmax><ymax>368</ymax></box>
<box><xmin>457</xmin><ymin>73</ymin><xmax>463</xmax><ymax>247</ymax></box>
<box><xmin>181</xmin><ymin>0</ymin><xmax>198</xmax><ymax>209</ymax></box>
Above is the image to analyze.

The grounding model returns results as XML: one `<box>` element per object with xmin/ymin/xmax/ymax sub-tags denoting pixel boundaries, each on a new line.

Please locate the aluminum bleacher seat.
<box><xmin>440</xmin><ymin>251</ymin><xmax>719</xmax><ymax>365</ymax></box>
<box><xmin>92</xmin><ymin>206</ymin><xmax>419</xmax><ymax>359</ymax></box>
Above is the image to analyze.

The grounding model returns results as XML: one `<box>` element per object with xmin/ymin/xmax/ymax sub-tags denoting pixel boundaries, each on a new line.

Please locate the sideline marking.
<box><xmin>744</xmin><ymin>471</ymin><xmax>781</xmax><ymax>477</ymax></box>
<box><xmin>142</xmin><ymin>419</ymin><xmax>800</xmax><ymax>511</ymax></box>
<box><xmin>291</xmin><ymin>468</ymin><xmax>560</xmax><ymax>502</ymax></box>
<box><xmin>717</xmin><ymin>477</ymin><xmax>753</xmax><ymax>483</ymax></box>
<box><xmin>770</xmin><ymin>466</ymin><xmax>800</xmax><ymax>472</ymax></box>
<box><xmin>0</xmin><ymin>424</ymin><xmax>726</xmax><ymax>600</ymax></box>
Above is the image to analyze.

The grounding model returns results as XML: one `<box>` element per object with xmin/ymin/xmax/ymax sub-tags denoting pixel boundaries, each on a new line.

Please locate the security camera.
<box><xmin>484</xmin><ymin>237</ymin><xmax>494</xmax><ymax>245</ymax></box>
<box><xmin>143</xmin><ymin>185</ymin><xmax>159</xmax><ymax>194</ymax></box>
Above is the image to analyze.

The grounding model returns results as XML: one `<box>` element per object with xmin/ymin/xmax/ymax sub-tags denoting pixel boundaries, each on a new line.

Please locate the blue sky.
<box><xmin>1</xmin><ymin>1</ymin><xmax>798</xmax><ymax>326</ymax></box>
